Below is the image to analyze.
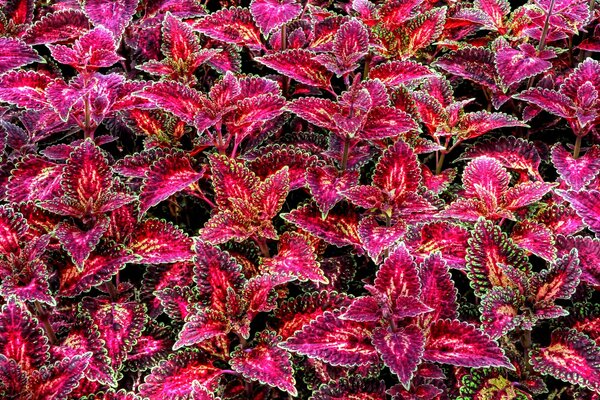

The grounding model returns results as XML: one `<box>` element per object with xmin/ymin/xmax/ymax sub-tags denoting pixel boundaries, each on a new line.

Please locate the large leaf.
<box><xmin>530</xmin><ymin>249</ymin><xmax>581</xmax><ymax>304</ymax></box>
<box><xmin>0</xmin><ymin>298</ymin><xmax>49</xmax><ymax>372</ymax></box>
<box><xmin>557</xmin><ymin>189</ymin><xmax>600</xmax><ymax>234</ymax></box>
<box><xmin>372</xmin><ymin>140</ymin><xmax>421</xmax><ymax>202</ymax></box>
<box><xmin>417</xmin><ymin>253</ymin><xmax>458</xmax><ymax>327</ymax></box>
<box><xmin>23</xmin><ymin>9</ymin><xmax>90</xmax><ymax>45</ymax></box>
<box><xmin>423</xmin><ymin>319</ymin><xmax>513</xmax><ymax>369</ymax></box>
<box><xmin>0</xmin><ymin>70</ymin><xmax>52</xmax><ymax>109</ymax></box>
<box><xmin>230</xmin><ymin>331</ymin><xmax>297</xmax><ymax>396</ymax></box>
<box><xmin>256</xmin><ymin>49</ymin><xmax>333</xmax><ymax>89</ymax></box>
<box><xmin>0</xmin><ymin>37</ymin><xmax>42</xmax><ymax>73</ymax></box>
<box><xmin>28</xmin><ymin>353</ymin><xmax>91</xmax><ymax>400</ymax></box>
<box><xmin>250</xmin><ymin>0</ymin><xmax>302</xmax><ymax>35</ymax></box>
<box><xmin>128</xmin><ymin>219</ymin><xmax>194</xmax><ymax>264</ymax></box>
<box><xmin>552</xmin><ymin>144</ymin><xmax>600</xmax><ymax>190</ymax></box>
<box><xmin>262</xmin><ymin>232</ymin><xmax>326</xmax><ymax>283</ymax></box>
<box><xmin>194</xmin><ymin>7</ymin><xmax>263</xmax><ymax>50</ymax></box>
<box><xmin>281</xmin><ymin>311</ymin><xmax>378</xmax><ymax>366</ymax></box>
<box><xmin>48</xmin><ymin>27</ymin><xmax>122</xmax><ymax>70</ymax></box>
<box><xmin>530</xmin><ymin>328</ymin><xmax>600</xmax><ymax>393</ymax></box>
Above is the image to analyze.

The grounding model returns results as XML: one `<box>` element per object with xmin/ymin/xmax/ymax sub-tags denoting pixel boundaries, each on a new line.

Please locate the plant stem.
<box><xmin>538</xmin><ymin>0</ymin><xmax>556</xmax><ymax>51</ymax></box>
<box><xmin>34</xmin><ymin>301</ymin><xmax>57</xmax><ymax>345</ymax></box>
<box><xmin>435</xmin><ymin>151</ymin><xmax>446</xmax><ymax>175</ymax></box>
<box><xmin>281</xmin><ymin>24</ymin><xmax>290</xmax><ymax>97</ymax></box>
<box><xmin>83</xmin><ymin>96</ymin><xmax>93</xmax><ymax>140</ymax></box>
<box><xmin>573</xmin><ymin>135</ymin><xmax>582</xmax><ymax>158</ymax></box>
<box><xmin>362</xmin><ymin>52</ymin><xmax>372</xmax><ymax>80</ymax></box>
<box><xmin>341</xmin><ymin>138</ymin><xmax>350</xmax><ymax>171</ymax></box>
<box><xmin>105</xmin><ymin>281</ymin><xmax>118</xmax><ymax>301</ymax></box>
<box><xmin>255</xmin><ymin>237</ymin><xmax>270</xmax><ymax>258</ymax></box>
<box><xmin>521</xmin><ymin>329</ymin><xmax>533</xmax><ymax>375</ymax></box>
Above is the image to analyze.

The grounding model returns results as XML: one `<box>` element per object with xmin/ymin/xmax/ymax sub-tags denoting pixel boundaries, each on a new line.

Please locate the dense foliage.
<box><xmin>0</xmin><ymin>0</ymin><xmax>599</xmax><ymax>398</ymax></box>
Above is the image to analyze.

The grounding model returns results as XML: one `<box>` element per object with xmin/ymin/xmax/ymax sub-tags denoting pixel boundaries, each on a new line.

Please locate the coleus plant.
<box><xmin>0</xmin><ymin>0</ymin><xmax>599</xmax><ymax>399</ymax></box>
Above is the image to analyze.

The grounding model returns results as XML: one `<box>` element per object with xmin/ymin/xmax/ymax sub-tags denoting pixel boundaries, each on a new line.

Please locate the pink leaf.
<box><xmin>83</xmin><ymin>0</ymin><xmax>138</xmax><ymax>37</ymax></box>
<box><xmin>495</xmin><ymin>43</ymin><xmax>553</xmax><ymax>87</ymax></box>
<box><xmin>417</xmin><ymin>253</ymin><xmax>458</xmax><ymax>327</ymax></box>
<box><xmin>307</xmin><ymin>165</ymin><xmax>359</xmax><ymax>216</ymax></box>
<box><xmin>139</xmin><ymin>152</ymin><xmax>203</xmax><ymax>216</ymax></box>
<box><xmin>0</xmin><ymin>70</ymin><xmax>52</xmax><ymax>109</ymax></box>
<box><xmin>372</xmin><ymin>325</ymin><xmax>424</xmax><ymax>389</ymax></box>
<box><xmin>263</xmin><ymin>232</ymin><xmax>327</xmax><ymax>283</ymax></box>
<box><xmin>424</xmin><ymin>319</ymin><xmax>513</xmax><ymax>369</ymax></box>
<box><xmin>459</xmin><ymin>111</ymin><xmax>527</xmax><ymax>140</ymax></box>
<box><xmin>137</xmin><ymin>82</ymin><xmax>208</xmax><ymax>125</ymax></box>
<box><xmin>23</xmin><ymin>9</ymin><xmax>90</xmax><ymax>45</ymax></box>
<box><xmin>194</xmin><ymin>7</ymin><xmax>263</xmax><ymax>50</ymax></box>
<box><xmin>230</xmin><ymin>331</ymin><xmax>297</xmax><ymax>396</ymax></box>
<box><xmin>556</xmin><ymin>235</ymin><xmax>600</xmax><ymax>286</ymax></box>
<box><xmin>513</xmin><ymin>88</ymin><xmax>574</xmax><ymax>119</ymax></box>
<box><xmin>530</xmin><ymin>249</ymin><xmax>581</xmax><ymax>303</ymax></box>
<box><xmin>0</xmin><ymin>38</ymin><xmax>42</xmax><ymax>73</ymax></box>
<box><xmin>480</xmin><ymin>287</ymin><xmax>523</xmax><ymax>339</ymax></box>
<box><xmin>55</xmin><ymin>218</ymin><xmax>110</xmax><ymax>268</ymax></box>
<box><xmin>557</xmin><ymin>189</ymin><xmax>600</xmax><ymax>234</ymax></box>
<box><xmin>250</xmin><ymin>0</ymin><xmax>302</xmax><ymax>35</ymax></box>
<box><xmin>373</xmin><ymin>140</ymin><xmax>421</xmax><ymax>202</ymax></box>
<box><xmin>281</xmin><ymin>311</ymin><xmax>378</xmax><ymax>366</ymax></box>
<box><xmin>511</xmin><ymin>220</ymin><xmax>556</xmax><ymax>261</ymax></box>
<box><xmin>29</xmin><ymin>353</ymin><xmax>91</xmax><ymax>400</ymax></box>
<box><xmin>48</xmin><ymin>27</ymin><xmax>123</xmax><ymax>70</ymax></box>
<box><xmin>530</xmin><ymin>328</ymin><xmax>600</xmax><ymax>393</ymax></box>
<box><xmin>552</xmin><ymin>144</ymin><xmax>600</xmax><ymax>190</ymax></box>
<box><xmin>256</xmin><ymin>49</ymin><xmax>333</xmax><ymax>89</ymax></box>
<box><xmin>369</xmin><ymin>60</ymin><xmax>434</xmax><ymax>86</ymax></box>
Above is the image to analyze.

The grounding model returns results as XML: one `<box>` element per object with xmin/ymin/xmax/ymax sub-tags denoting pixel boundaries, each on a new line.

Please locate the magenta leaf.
<box><xmin>139</xmin><ymin>152</ymin><xmax>203</xmax><ymax>216</ymax></box>
<box><xmin>458</xmin><ymin>111</ymin><xmax>527</xmax><ymax>140</ymax></box>
<box><xmin>250</xmin><ymin>0</ymin><xmax>302</xmax><ymax>35</ymax></box>
<box><xmin>340</xmin><ymin>296</ymin><xmax>382</xmax><ymax>322</ymax></box>
<box><xmin>511</xmin><ymin>220</ymin><xmax>556</xmax><ymax>261</ymax></box>
<box><xmin>556</xmin><ymin>235</ymin><xmax>600</xmax><ymax>286</ymax></box>
<box><xmin>29</xmin><ymin>353</ymin><xmax>92</xmax><ymax>400</ymax></box>
<box><xmin>0</xmin><ymin>70</ymin><xmax>52</xmax><ymax>109</ymax></box>
<box><xmin>23</xmin><ymin>9</ymin><xmax>91</xmax><ymax>45</ymax></box>
<box><xmin>48</xmin><ymin>27</ymin><xmax>123</xmax><ymax>70</ymax></box>
<box><xmin>137</xmin><ymin>81</ymin><xmax>208</xmax><ymax>126</ymax></box>
<box><xmin>128</xmin><ymin>219</ymin><xmax>193</xmax><ymax>264</ymax></box>
<box><xmin>513</xmin><ymin>88</ymin><xmax>574</xmax><ymax>119</ymax></box>
<box><xmin>423</xmin><ymin>319</ymin><xmax>513</xmax><ymax>369</ymax></box>
<box><xmin>404</xmin><ymin>221</ymin><xmax>470</xmax><ymax>270</ymax></box>
<box><xmin>530</xmin><ymin>328</ymin><xmax>600</xmax><ymax>393</ymax></box>
<box><xmin>0</xmin><ymin>297</ymin><xmax>49</xmax><ymax>372</ymax></box>
<box><xmin>466</xmin><ymin>218</ymin><xmax>531</xmax><ymax>297</ymax></box>
<box><xmin>495</xmin><ymin>43</ymin><xmax>554</xmax><ymax>87</ymax></box>
<box><xmin>194</xmin><ymin>7</ymin><xmax>263</xmax><ymax>50</ymax></box>
<box><xmin>55</xmin><ymin>217</ymin><xmax>110</xmax><ymax>268</ymax></box>
<box><xmin>358</xmin><ymin>216</ymin><xmax>406</xmax><ymax>264</ymax></box>
<box><xmin>174</xmin><ymin>310</ymin><xmax>228</xmax><ymax>350</ymax></box>
<box><xmin>314</xmin><ymin>18</ymin><xmax>369</xmax><ymax>76</ymax></box>
<box><xmin>372</xmin><ymin>325</ymin><xmax>424</xmax><ymax>389</ymax></box>
<box><xmin>286</xmin><ymin>97</ymin><xmax>339</xmax><ymax>131</ymax></box>
<box><xmin>256</xmin><ymin>49</ymin><xmax>333</xmax><ymax>89</ymax></box>
<box><xmin>311</xmin><ymin>377</ymin><xmax>386</xmax><ymax>399</ymax></box>
<box><xmin>230</xmin><ymin>330</ymin><xmax>297</xmax><ymax>396</ymax></box>
<box><xmin>83</xmin><ymin>298</ymin><xmax>146</xmax><ymax>371</ymax></box>
<box><xmin>557</xmin><ymin>189</ymin><xmax>600</xmax><ymax>234</ymax></box>
<box><xmin>281</xmin><ymin>311</ymin><xmax>379</xmax><ymax>366</ymax></box>
<box><xmin>262</xmin><ymin>232</ymin><xmax>327</xmax><ymax>283</ymax></box>
<box><xmin>373</xmin><ymin>139</ymin><xmax>421</xmax><ymax>203</ymax></box>
<box><xmin>369</xmin><ymin>60</ymin><xmax>434</xmax><ymax>86</ymax></box>
<box><xmin>0</xmin><ymin>37</ymin><xmax>42</xmax><ymax>73</ymax></box>
<box><xmin>552</xmin><ymin>144</ymin><xmax>600</xmax><ymax>190</ymax></box>
<box><xmin>7</xmin><ymin>155</ymin><xmax>63</xmax><ymax>203</ymax></box>
<box><xmin>307</xmin><ymin>165</ymin><xmax>359</xmax><ymax>216</ymax></box>
<box><xmin>417</xmin><ymin>253</ymin><xmax>458</xmax><ymax>326</ymax></box>
<box><xmin>530</xmin><ymin>249</ymin><xmax>581</xmax><ymax>304</ymax></box>
<box><xmin>83</xmin><ymin>0</ymin><xmax>138</xmax><ymax>38</ymax></box>
<box><xmin>480</xmin><ymin>287</ymin><xmax>523</xmax><ymax>338</ymax></box>
<box><xmin>139</xmin><ymin>351</ymin><xmax>223</xmax><ymax>398</ymax></box>
<box><xmin>374</xmin><ymin>243</ymin><xmax>421</xmax><ymax>301</ymax></box>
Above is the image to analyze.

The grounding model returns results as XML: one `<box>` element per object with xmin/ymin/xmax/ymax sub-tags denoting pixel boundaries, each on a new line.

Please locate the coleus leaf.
<box><xmin>552</xmin><ymin>144</ymin><xmax>600</xmax><ymax>190</ymax></box>
<box><xmin>372</xmin><ymin>325</ymin><xmax>424</xmax><ymax>389</ymax></box>
<box><xmin>283</xmin><ymin>202</ymin><xmax>363</xmax><ymax>252</ymax></box>
<box><xmin>556</xmin><ymin>189</ymin><xmax>600</xmax><ymax>234</ymax></box>
<box><xmin>286</xmin><ymin>97</ymin><xmax>338</xmax><ymax>131</ymax></box>
<box><xmin>400</xmin><ymin>7</ymin><xmax>447</xmax><ymax>56</ymax></box>
<box><xmin>0</xmin><ymin>297</ymin><xmax>49</xmax><ymax>372</ymax></box>
<box><xmin>128</xmin><ymin>218</ymin><xmax>194</xmax><ymax>264</ymax></box>
<box><xmin>0</xmin><ymin>70</ymin><xmax>52</xmax><ymax>110</ymax></box>
<box><xmin>194</xmin><ymin>7</ymin><xmax>263</xmax><ymax>50</ymax></box>
<box><xmin>256</xmin><ymin>49</ymin><xmax>333</xmax><ymax>90</ymax></box>
<box><xmin>174</xmin><ymin>310</ymin><xmax>228</xmax><ymax>350</ymax></box>
<box><xmin>423</xmin><ymin>319</ymin><xmax>513</xmax><ymax>369</ymax></box>
<box><xmin>7</xmin><ymin>155</ymin><xmax>62</xmax><ymax>203</ymax></box>
<box><xmin>48</xmin><ymin>27</ymin><xmax>123</xmax><ymax>70</ymax></box>
<box><xmin>314</xmin><ymin>18</ymin><xmax>370</xmax><ymax>77</ymax></box>
<box><xmin>404</xmin><ymin>221</ymin><xmax>470</xmax><ymax>270</ymax></box>
<box><xmin>511</xmin><ymin>220</ymin><xmax>556</xmax><ymax>261</ymax></box>
<box><xmin>530</xmin><ymin>328</ymin><xmax>600</xmax><ymax>393</ymax></box>
<box><xmin>139</xmin><ymin>351</ymin><xmax>223</xmax><ymax>398</ymax></box>
<box><xmin>139</xmin><ymin>152</ymin><xmax>203</xmax><ymax>216</ymax></box>
<box><xmin>250</xmin><ymin>0</ymin><xmax>302</xmax><ymax>35</ymax></box>
<box><xmin>28</xmin><ymin>353</ymin><xmax>92</xmax><ymax>400</ymax></box>
<box><xmin>358</xmin><ymin>216</ymin><xmax>406</xmax><ymax>264</ymax></box>
<box><xmin>23</xmin><ymin>9</ymin><xmax>90</xmax><ymax>45</ymax></box>
<box><xmin>209</xmin><ymin>153</ymin><xmax>259</xmax><ymax>210</ymax></box>
<box><xmin>81</xmin><ymin>389</ymin><xmax>142</xmax><ymax>400</ymax></box>
<box><xmin>417</xmin><ymin>252</ymin><xmax>458</xmax><ymax>327</ymax></box>
<box><xmin>230</xmin><ymin>330</ymin><xmax>297</xmax><ymax>396</ymax></box>
<box><xmin>161</xmin><ymin>12</ymin><xmax>200</xmax><ymax>62</ymax></box>
<box><xmin>193</xmin><ymin>241</ymin><xmax>245</xmax><ymax>315</ymax></box>
<box><xmin>513</xmin><ymin>88</ymin><xmax>574</xmax><ymax>119</ymax></box>
<box><xmin>530</xmin><ymin>249</ymin><xmax>581</xmax><ymax>304</ymax></box>
<box><xmin>281</xmin><ymin>311</ymin><xmax>379</xmax><ymax>366</ymax></box>
<box><xmin>138</xmin><ymin>81</ymin><xmax>208</xmax><ymax>126</ymax></box>
<box><xmin>374</xmin><ymin>243</ymin><xmax>421</xmax><ymax>301</ymax></box>
<box><xmin>458</xmin><ymin>111</ymin><xmax>527</xmax><ymax>140</ymax></box>
<box><xmin>247</xmin><ymin>144</ymin><xmax>318</xmax><ymax>190</ymax></box>
<box><xmin>82</xmin><ymin>298</ymin><xmax>146</xmax><ymax>371</ymax></box>
<box><xmin>480</xmin><ymin>287</ymin><xmax>523</xmax><ymax>339</ymax></box>
<box><xmin>310</xmin><ymin>377</ymin><xmax>387</xmax><ymax>400</ymax></box>
<box><xmin>369</xmin><ymin>61</ymin><xmax>434</xmax><ymax>86</ymax></box>
<box><xmin>0</xmin><ymin>37</ymin><xmax>42</xmax><ymax>73</ymax></box>
<box><xmin>0</xmin><ymin>205</ymin><xmax>27</xmax><ymax>256</ymax></box>
<box><xmin>556</xmin><ymin>235</ymin><xmax>600</xmax><ymax>286</ymax></box>
<box><xmin>496</xmin><ymin>43</ymin><xmax>554</xmax><ymax>87</ymax></box>
<box><xmin>262</xmin><ymin>232</ymin><xmax>327</xmax><ymax>283</ymax></box>
<box><xmin>55</xmin><ymin>217</ymin><xmax>110</xmax><ymax>268</ymax></box>
<box><xmin>466</xmin><ymin>218</ymin><xmax>531</xmax><ymax>298</ymax></box>
<box><xmin>474</xmin><ymin>0</ymin><xmax>510</xmax><ymax>30</ymax></box>
<box><xmin>82</xmin><ymin>0</ymin><xmax>138</xmax><ymax>38</ymax></box>
<box><xmin>307</xmin><ymin>165</ymin><xmax>359</xmax><ymax>216</ymax></box>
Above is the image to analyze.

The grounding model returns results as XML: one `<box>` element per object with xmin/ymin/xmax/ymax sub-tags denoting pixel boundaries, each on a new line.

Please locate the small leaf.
<box><xmin>369</xmin><ymin>60</ymin><xmax>434</xmax><ymax>86</ymax></box>
<box><xmin>530</xmin><ymin>249</ymin><xmax>581</xmax><ymax>304</ymax></box>
<box><xmin>82</xmin><ymin>0</ymin><xmax>138</xmax><ymax>37</ymax></box>
<box><xmin>55</xmin><ymin>218</ymin><xmax>110</xmax><ymax>268</ymax></box>
<box><xmin>480</xmin><ymin>287</ymin><xmax>523</xmax><ymax>339</ymax></box>
<box><xmin>194</xmin><ymin>7</ymin><xmax>263</xmax><ymax>50</ymax></box>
